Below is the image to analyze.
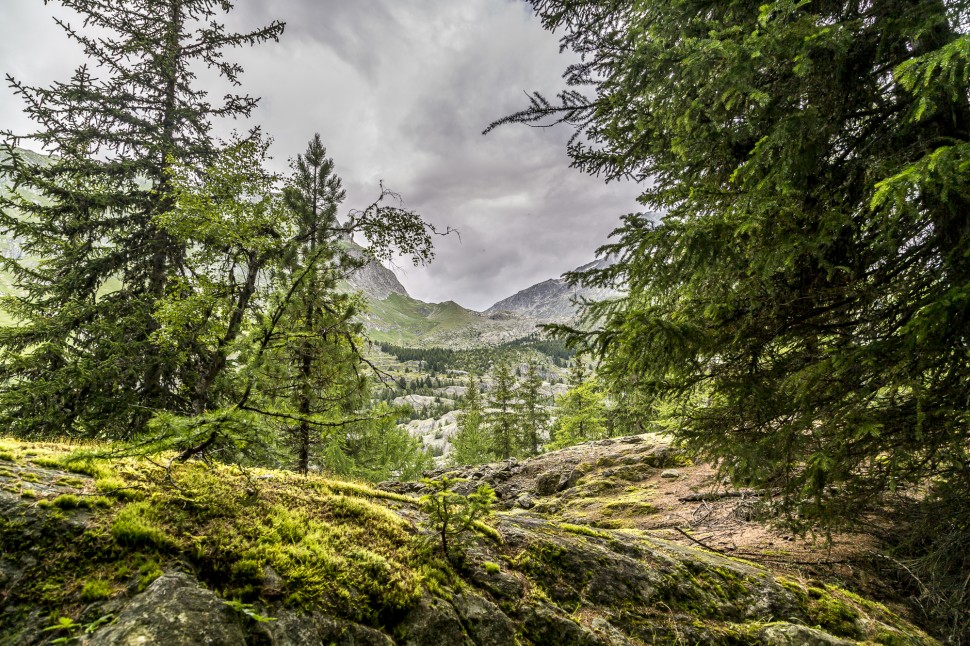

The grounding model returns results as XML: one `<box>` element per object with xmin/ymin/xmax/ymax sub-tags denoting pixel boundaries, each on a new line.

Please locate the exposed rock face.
<box><xmin>343</xmin><ymin>250</ymin><xmax>410</xmax><ymax>302</ymax></box>
<box><xmin>88</xmin><ymin>573</ymin><xmax>249</xmax><ymax>645</ymax></box>
<box><xmin>485</xmin><ymin>258</ymin><xmax>618</xmax><ymax>322</ymax></box>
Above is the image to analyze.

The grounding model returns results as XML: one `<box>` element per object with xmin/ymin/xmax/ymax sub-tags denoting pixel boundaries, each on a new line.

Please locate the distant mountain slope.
<box><xmin>342</xmin><ymin>242</ymin><xmax>410</xmax><ymax>301</ymax></box>
<box><xmin>484</xmin><ymin>258</ymin><xmax>617</xmax><ymax>322</ymax></box>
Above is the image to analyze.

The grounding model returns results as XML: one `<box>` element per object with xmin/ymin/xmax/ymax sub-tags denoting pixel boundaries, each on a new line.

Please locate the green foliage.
<box><xmin>500</xmin><ymin>2</ymin><xmax>970</xmax><ymax>636</ymax></box>
<box><xmin>518</xmin><ymin>361</ymin><xmax>550</xmax><ymax>456</ymax></box>
<box><xmin>0</xmin><ymin>0</ymin><xmax>283</xmax><ymax>440</ymax></box>
<box><xmin>451</xmin><ymin>373</ymin><xmax>492</xmax><ymax>466</ymax></box>
<box><xmin>485</xmin><ymin>360</ymin><xmax>520</xmax><ymax>460</ymax></box>
<box><xmin>504</xmin><ymin>0</ymin><xmax>970</xmax><ymax>521</ymax></box>
<box><xmin>420</xmin><ymin>475</ymin><xmax>495</xmax><ymax>563</ymax></box>
<box><xmin>550</xmin><ymin>379</ymin><xmax>607</xmax><ymax>450</ymax></box>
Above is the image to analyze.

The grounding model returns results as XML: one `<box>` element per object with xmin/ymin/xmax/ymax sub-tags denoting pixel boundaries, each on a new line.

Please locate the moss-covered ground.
<box><xmin>0</xmin><ymin>437</ymin><xmax>942</xmax><ymax>645</ymax></box>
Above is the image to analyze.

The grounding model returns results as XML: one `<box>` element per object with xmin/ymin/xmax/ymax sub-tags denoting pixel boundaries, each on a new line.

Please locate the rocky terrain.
<box><xmin>485</xmin><ymin>258</ymin><xmax>618</xmax><ymax>322</ymax></box>
<box><xmin>0</xmin><ymin>436</ymin><xmax>938</xmax><ymax>645</ymax></box>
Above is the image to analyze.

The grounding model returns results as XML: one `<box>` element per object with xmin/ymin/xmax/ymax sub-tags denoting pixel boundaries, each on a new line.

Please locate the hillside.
<box><xmin>0</xmin><ymin>435</ymin><xmax>938</xmax><ymax>645</ymax></box>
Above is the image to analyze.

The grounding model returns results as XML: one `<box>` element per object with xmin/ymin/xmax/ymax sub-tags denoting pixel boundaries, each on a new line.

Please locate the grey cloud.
<box><xmin>1</xmin><ymin>0</ymin><xmax>645</xmax><ymax>311</ymax></box>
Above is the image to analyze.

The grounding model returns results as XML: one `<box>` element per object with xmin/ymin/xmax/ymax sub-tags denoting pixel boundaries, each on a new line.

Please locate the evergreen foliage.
<box><xmin>451</xmin><ymin>373</ymin><xmax>492</xmax><ymax>466</ymax></box>
<box><xmin>550</xmin><ymin>377</ymin><xmax>607</xmax><ymax>450</ymax></box>
<box><xmin>420</xmin><ymin>475</ymin><xmax>495</xmax><ymax>563</ymax></box>
<box><xmin>518</xmin><ymin>361</ymin><xmax>549</xmax><ymax>456</ymax></box>
<box><xmin>485</xmin><ymin>360</ymin><xmax>519</xmax><ymax>460</ymax></box>
<box><xmin>496</xmin><ymin>1</ymin><xmax>970</xmax><ymax>635</ymax></box>
<box><xmin>0</xmin><ymin>0</ymin><xmax>283</xmax><ymax>439</ymax></box>
<box><xmin>497</xmin><ymin>0</ymin><xmax>970</xmax><ymax>526</ymax></box>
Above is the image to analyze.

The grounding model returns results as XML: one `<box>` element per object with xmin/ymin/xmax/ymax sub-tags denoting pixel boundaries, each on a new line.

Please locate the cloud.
<box><xmin>0</xmin><ymin>0</ymin><xmax>644</xmax><ymax>311</ymax></box>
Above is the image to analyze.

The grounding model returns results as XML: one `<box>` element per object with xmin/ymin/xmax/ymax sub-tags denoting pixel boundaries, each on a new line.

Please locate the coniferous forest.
<box><xmin>0</xmin><ymin>0</ymin><xmax>967</xmax><ymax>643</ymax></box>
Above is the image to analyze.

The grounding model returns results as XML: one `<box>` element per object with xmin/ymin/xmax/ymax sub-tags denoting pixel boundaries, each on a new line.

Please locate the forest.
<box><xmin>0</xmin><ymin>0</ymin><xmax>967</xmax><ymax>643</ymax></box>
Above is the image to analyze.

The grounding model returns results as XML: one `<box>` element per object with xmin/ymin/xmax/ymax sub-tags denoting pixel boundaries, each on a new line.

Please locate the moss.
<box><xmin>138</xmin><ymin>559</ymin><xmax>163</xmax><ymax>591</ymax></box>
<box><xmin>111</xmin><ymin>501</ymin><xmax>173</xmax><ymax>548</ymax></box>
<box><xmin>805</xmin><ymin>586</ymin><xmax>863</xmax><ymax>639</ymax></box>
<box><xmin>0</xmin><ymin>451</ymin><xmax>16</xmax><ymax>462</ymax></box>
<box><xmin>50</xmin><ymin>493</ymin><xmax>113</xmax><ymax>510</ymax></box>
<box><xmin>19</xmin><ymin>472</ymin><xmax>40</xmax><ymax>483</ymax></box>
<box><xmin>472</xmin><ymin>520</ymin><xmax>502</xmax><ymax>543</ymax></box>
<box><xmin>557</xmin><ymin>523</ymin><xmax>610</xmax><ymax>539</ymax></box>
<box><xmin>79</xmin><ymin>579</ymin><xmax>112</xmax><ymax>602</ymax></box>
<box><xmin>483</xmin><ymin>561</ymin><xmax>501</xmax><ymax>573</ymax></box>
<box><xmin>94</xmin><ymin>475</ymin><xmax>145</xmax><ymax>501</ymax></box>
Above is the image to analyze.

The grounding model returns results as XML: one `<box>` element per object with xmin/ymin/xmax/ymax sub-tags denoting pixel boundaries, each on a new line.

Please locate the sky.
<box><xmin>0</xmin><ymin>0</ymin><xmax>643</xmax><ymax>311</ymax></box>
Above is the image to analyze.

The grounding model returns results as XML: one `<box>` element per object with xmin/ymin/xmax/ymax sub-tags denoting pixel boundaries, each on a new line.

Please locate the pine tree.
<box><xmin>518</xmin><ymin>361</ymin><xmax>549</xmax><ymax>456</ymax></box>
<box><xmin>0</xmin><ymin>0</ymin><xmax>283</xmax><ymax>439</ymax></box>
<box><xmin>451</xmin><ymin>372</ymin><xmax>491</xmax><ymax>466</ymax></box>
<box><xmin>485</xmin><ymin>360</ymin><xmax>519</xmax><ymax>460</ymax></box>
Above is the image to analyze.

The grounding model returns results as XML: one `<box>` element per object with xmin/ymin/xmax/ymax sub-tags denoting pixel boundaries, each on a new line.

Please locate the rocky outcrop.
<box><xmin>0</xmin><ymin>438</ymin><xmax>940</xmax><ymax>645</ymax></box>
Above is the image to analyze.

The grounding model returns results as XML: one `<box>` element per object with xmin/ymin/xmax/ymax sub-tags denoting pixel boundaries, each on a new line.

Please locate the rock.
<box><xmin>521</xmin><ymin>603</ymin><xmax>604</xmax><ymax>645</ymax></box>
<box><xmin>557</xmin><ymin>468</ymin><xmax>582</xmax><ymax>492</ymax></box>
<box><xmin>660</xmin><ymin>469</ymin><xmax>681</xmax><ymax>479</ymax></box>
<box><xmin>759</xmin><ymin>623</ymin><xmax>854</xmax><ymax>646</ymax></box>
<box><xmin>262</xmin><ymin>610</ymin><xmax>394</xmax><ymax>646</ymax></box>
<box><xmin>450</xmin><ymin>592</ymin><xmax>516</xmax><ymax>646</ymax></box>
<box><xmin>261</xmin><ymin>564</ymin><xmax>283</xmax><ymax>598</ymax></box>
<box><xmin>88</xmin><ymin>572</ymin><xmax>247</xmax><ymax>645</ymax></box>
<box><xmin>396</xmin><ymin>597</ymin><xmax>469</xmax><ymax>645</ymax></box>
<box><xmin>516</xmin><ymin>493</ymin><xmax>535</xmax><ymax>509</ymax></box>
<box><xmin>535</xmin><ymin>470</ymin><xmax>561</xmax><ymax>496</ymax></box>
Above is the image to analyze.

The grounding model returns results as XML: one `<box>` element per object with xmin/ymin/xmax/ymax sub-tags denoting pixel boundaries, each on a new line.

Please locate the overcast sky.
<box><xmin>0</xmin><ymin>0</ymin><xmax>642</xmax><ymax>311</ymax></box>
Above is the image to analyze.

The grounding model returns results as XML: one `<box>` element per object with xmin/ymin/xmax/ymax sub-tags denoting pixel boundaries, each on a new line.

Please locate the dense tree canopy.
<box><xmin>0</xmin><ymin>0</ymin><xmax>283</xmax><ymax>438</ymax></box>
<box><xmin>495</xmin><ymin>0</ymin><xmax>970</xmax><ymax>529</ymax></box>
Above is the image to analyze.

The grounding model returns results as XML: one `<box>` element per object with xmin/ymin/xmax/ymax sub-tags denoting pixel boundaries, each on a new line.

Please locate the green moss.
<box><xmin>483</xmin><ymin>561</ymin><xmax>501</xmax><ymax>573</ymax></box>
<box><xmin>95</xmin><ymin>475</ymin><xmax>145</xmax><ymax>501</ymax></box>
<box><xmin>111</xmin><ymin>501</ymin><xmax>173</xmax><ymax>548</ymax></box>
<box><xmin>557</xmin><ymin>522</ymin><xmax>610</xmax><ymax>539</ymax></box>
<box><xmin>79</xmin><ymin>579</ymin><xmax>112</xmax><ymax>602</ymax></box>
<box><xmin>806</xmin><ymin>586</ymin><xmax>863</xmax><ymax>638</ymax></box>
<box><xmin>472</xmin><ymin>520</ymin><xmax>502</xmax><ymax>543</ymax></box>
<box><xmin>138</xmin><ymin>559</ymin><xmax>163</xmax><ymax>591</ymax></box>
<box><xmin>0</xmin><ymin>451</ymin><xmax>16</xmax><ymax>462</ymax></box>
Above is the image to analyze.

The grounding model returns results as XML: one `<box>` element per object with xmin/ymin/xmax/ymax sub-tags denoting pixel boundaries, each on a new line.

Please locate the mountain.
<box><xmin>0</xmin><ymin>147</ymin><xmax>611</xmax><ymax>348</ymax></box>
<box><xmin>485</xmin><ymin>258</ymin><xmax>617</xmax><ymax>322</ymax></box>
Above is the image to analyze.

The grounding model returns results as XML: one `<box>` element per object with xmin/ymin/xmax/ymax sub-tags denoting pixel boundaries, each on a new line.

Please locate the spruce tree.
<box><xmin>0</xmin><ymin>0</ymin><xmax>283</xmax><ymax>439</ymax></box>
<box><xmin>495</xmin><ymin>0</ymin><xmax>970</xmax><ymax>525</ymax></box>
<box><xmin>518</xmin><ymin>361</ymin><xmax>549</xmax><ymax>456</ymax></box>
<box><xmin>496</xmin><ymin>1</ymin><xmax>970</xmax><ymax>632</ymax></box>
<box><xmin>451</xmin><ymin>372</ymin><xmax>491</xmax><ymax>466</ymax></box>
<box><xmin>485</xmin><ymin>360</ymin><xmax>519</xmax><ymax>460</ymax></box>
<box><xmin>267</xmin><ymin>134</ymin><xmax>362</xmax><ymax>474</ymax></box>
